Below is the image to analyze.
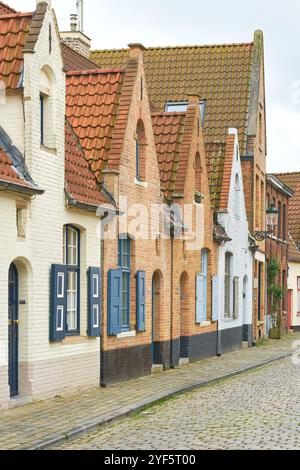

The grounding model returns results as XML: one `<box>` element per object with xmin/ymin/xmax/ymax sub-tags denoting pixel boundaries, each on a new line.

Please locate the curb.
<box><xmin>26</xmin><ymin>350</ymin><xmax>293</xmax><ymax>450</ymax></box>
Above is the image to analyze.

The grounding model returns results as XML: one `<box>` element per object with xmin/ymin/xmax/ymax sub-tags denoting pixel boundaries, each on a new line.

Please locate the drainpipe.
<box><xmin>170</xmin><ymin>230</ymin><xmax>175</xmax><ymax>368</ymax></box>
<box><xmin>100</xmin><ymin>228</ymin><xmax>105</xmax><ymax>387</ymax></box>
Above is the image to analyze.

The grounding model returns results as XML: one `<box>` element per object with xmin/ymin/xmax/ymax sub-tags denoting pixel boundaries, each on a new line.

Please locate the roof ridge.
<box><xmin>61</xmin><ymin>42</ymin><xmax>99</xmax><ymax>67</ymax></box>
<box><xmin>91</xmin><ymin>41</ymin><xmax>253</xmax><ymax>54</ymax></box>
<box><xmin>0</xmin><ymin>11</ymin><xmax>33</xmax><ymax>19</ymax></box>
<box><xmin>66</xmin><ymin>68</ymin><xmax>125</xmax><ymax>76</ymax></box>
<box><xmin>0</xmin><ymin>1</ymin><xmax>16</xmax><ymax>13</ymax></box>
<box><xmin>274</xmin><ymin>171</ymin><xmax>300</xmax><ymax>176</ymax></box>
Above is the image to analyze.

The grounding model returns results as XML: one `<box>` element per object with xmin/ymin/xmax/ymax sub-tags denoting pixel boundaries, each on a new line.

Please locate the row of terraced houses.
<box><xmin>0</xmin><ymin>0</ymin><xmax>300</xmax><ymax>409</ymax></box>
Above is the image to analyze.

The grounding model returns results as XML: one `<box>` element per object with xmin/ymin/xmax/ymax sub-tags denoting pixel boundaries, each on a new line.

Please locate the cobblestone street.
<box><xmin>53</xmin><ymin>357</ymin><xmax>300</xmax><ymax>450</ymax></box>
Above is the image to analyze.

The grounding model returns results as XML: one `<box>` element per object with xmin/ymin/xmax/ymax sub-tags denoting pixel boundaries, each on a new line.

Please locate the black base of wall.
<box><xmin>101</xmin><ymin>343</ymin><xmax>152</xmax><ymax>386</ymax></box>
<box><xmin>293</xmin><ymin>325</ymin><xmax>300</xmax><ymax>332</ymax></box>
<box><xmin>219</xmin><ymin>326</ymin><xmax>243</xmax><ymax>354</ymax></box>
<box><xmin>180</xmin><ymin>331</ymin><xmax>218</xmax><ymax>362</ymax></box>
<box><xmin>153</xmin><ymin>339</ymin><xmax>180</xmax><ymax>368</ymax></box>
<box><xmin>243</xmin><ymin>324</ymin><xmax>253</xmax><ymax>347</ymax></box>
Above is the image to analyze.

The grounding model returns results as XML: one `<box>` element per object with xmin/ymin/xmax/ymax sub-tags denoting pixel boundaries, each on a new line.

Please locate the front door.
<box><xmin>8</xmin><ymin>263</ymin><xmax>19</xmax><ymax>397</ymax></box>
<box><xmin>287</xmin><ymin>290</ymin><xmax>293</xmax><ymax>331</ymax></box>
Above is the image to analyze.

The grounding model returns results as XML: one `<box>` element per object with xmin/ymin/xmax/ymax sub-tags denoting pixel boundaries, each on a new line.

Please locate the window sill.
<box><xmin>117</xmin><ymin>330</ymin><xmax>136</xmax><ymax>339</ymax></box>
<box><xmin>200</xmin><ymin>321</ymin><xmax>212</xmax><ymax>327</ymax></box>
<box><xmin>134</xmin><ymin>178</ymin><xmax>148</xmax><ymax>188</ymax></box>
<box><xmin>62</xmin><ymin>336</ymin><xmax>93</xmax><ymax>345</ymax></box>
<box><xmin>40</xmin><ymin>144</ymin><xmax>57</xmax><ymax>155</ymax></box>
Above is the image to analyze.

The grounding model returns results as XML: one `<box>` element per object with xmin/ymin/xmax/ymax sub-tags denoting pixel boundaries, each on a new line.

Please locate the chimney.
<box><xmin>60</xmin><ymin>2</ymin><xmax>91</xmax><ymax>59</ymax></box>
<box><xmin>36</xmin><ymin>0</ymin><xmax>51</xmax><ymax>5</ymax></box>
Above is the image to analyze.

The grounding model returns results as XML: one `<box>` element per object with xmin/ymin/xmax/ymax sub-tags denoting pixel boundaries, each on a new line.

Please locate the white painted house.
<box><xmin>215</xmin><ymin>129</ymin><xmax>253</xmax><ymax>353</ymax></box>
<box><xmin>0</xmin><ymin>1</ymin><xmax>109</xmax><ymax>409</ymax></box>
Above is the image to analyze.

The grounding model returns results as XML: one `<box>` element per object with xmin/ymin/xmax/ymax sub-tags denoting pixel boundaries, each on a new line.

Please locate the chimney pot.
<box><xmin>70</xmin><ymin>13</ymin><xmax>78</xmax><ymax>32</ymax></box>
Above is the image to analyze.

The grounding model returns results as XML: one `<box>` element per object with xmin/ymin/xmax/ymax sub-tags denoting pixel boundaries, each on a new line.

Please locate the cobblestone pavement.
<box><xmin>53</xmin><ymin>357</ymin><xmax>300</xmax><ymax>450</ymax></box>
<box><xmin>0</xmin><ymin>333</ymin><xmax>299</xmax><ymax>450</ymax></box>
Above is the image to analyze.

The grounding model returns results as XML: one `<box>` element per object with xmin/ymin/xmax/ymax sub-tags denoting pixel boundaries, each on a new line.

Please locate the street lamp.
<box><xmin>253</xmin><ymin>204</ymin><xmax>279</xmax><ymax>241</ymax></box>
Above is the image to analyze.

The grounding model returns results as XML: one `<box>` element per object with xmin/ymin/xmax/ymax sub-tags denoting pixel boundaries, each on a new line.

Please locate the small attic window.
<box><xmin>165</xmin><ymin>100</ymin><xmax>206</xmax><ymax>124</ymax></box>
<box><xmin>40</xmin><ymin>67</ymin><xmax>56</xmax><ymax>149</ymax></box>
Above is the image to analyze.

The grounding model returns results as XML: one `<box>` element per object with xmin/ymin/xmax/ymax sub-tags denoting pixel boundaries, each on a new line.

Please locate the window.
<box><xmin>283</xmin><ymin>204</ymin><xmax>287</xmax><ymax>241</ymax></box>
<box><xmin>136</xmin><ymin>120</ymin><xmax>146</xmax><ymax>182</ymax></box>
<box><xmin>118</xmin><ymin>237</ymin><xmax>131</xmax><ymax>331</ymax></box>
<box><xmin>297</xmin><ymin>277</ymin><xmax>300</xmax><ymax>316</ymax></box>
<box><xmin>235</xmin><ymin>175</ymin><xmax>240</xmax><ymax>218</ymax></box>
<box><xmin>165</xmin><ymin>101</ymin><xmax>206</xmax><ymax>124</ymax></box>
<box><xmin>277</xmin><ymin>202</ymin><xmax>281</xmax><ymax>239</ymax></box>
<box><xmin>224</xmin><ymin>253</ymin><xmax>232</xmax><ymax>318</ymax></box>
<box><xmin>40</xmin><ymin>67</ymin><xmax>55</xmax><ymax>149</ymax></box>
<box><xmin>201</xmin><ymin>249</ymin><xmax>209</xmax><ymax>320</ymax></box>
<box><xmin>16</xmin><ymin>205</ymin><xmax>27</xmax><ymax>238</ymax></box>
<box><xmin>255</xmin><ymin>175</ymin><xmax>260</xmax><ymax>229</ymax></box>
<box><xmin>233</xmin><ymin>276</ymin><xmax>239</xmax><ymax>319</ymax></box>
<box><xmin>195</xmin><ymin>153</ymin><xmax>202</xmax><ymax>193</ymax></box>
<box><xmin>49</xmin><ymin>23</ymin><xmax>52</xmax><ymax>54</ymax></box>
<box><xmin>40</xmin><ymin>94</ymin><xmax>45</xmax><ymax>145</ymax></box>
<box><xmin>260</xmin><ymin>181</ymin><xmax>265</xmax><ymax>229</ymax></box>
<box><xmin>64</xmin><ymin>225</ymin><xmax>80</xmax><ymax>334</ymax></box>
<box><xmin>259</xmin><ymin>112</ymin><xmax>263</xmax><ymax>148</ymax></box>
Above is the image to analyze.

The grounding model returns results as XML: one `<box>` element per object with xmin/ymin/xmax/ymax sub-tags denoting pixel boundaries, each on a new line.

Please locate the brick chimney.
<box><xmin>60</xmin><ymin>13</ymin><xmax>91</xmax><ymax>59</ymax></box>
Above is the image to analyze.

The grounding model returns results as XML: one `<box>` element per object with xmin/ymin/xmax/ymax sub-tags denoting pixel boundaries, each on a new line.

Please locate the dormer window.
<box><xmin>165</xmin><ymin>100</ymin><xmax>206</xmax><ymax>124</ymax></box>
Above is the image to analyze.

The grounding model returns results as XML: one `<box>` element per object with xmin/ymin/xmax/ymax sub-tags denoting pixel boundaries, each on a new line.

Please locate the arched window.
<box><xmin>195</xmin><ymin>153</ymin><xmax>202</xmax><ymax>193</ymax></box>
<box><xmin>40</xmin><ymin>67</ymin><xmax>55</xmax><ymax>148</ymax></box>
<box><xmin>235</xmin><ymin>174</ymin><xmax>240</xmax><ymax>218</ymax></box>
<box><xmin>63</xmin><ymin>225</ymin><xmax>80</xmax><ymax>334</ymax></box>
<box><xmin>136</xmin><ymin>120</ymin><xmax>146</xmax><ymax>182</ymax></box>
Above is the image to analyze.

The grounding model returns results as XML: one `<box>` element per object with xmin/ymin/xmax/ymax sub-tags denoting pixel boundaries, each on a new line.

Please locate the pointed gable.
<box><xmin>218</xmin><ymin>134</ymin><xmax>236</xmax><ymax>210</ymax></box>
<box><xmin>275</xmin><ymin>172</ymin><xmax>300</xmax><ymax>246</ymax></box>
<box><xmin>0</xmin><ymin>1</ymin><xmax>16</xmax><ymax>15</ymax></box>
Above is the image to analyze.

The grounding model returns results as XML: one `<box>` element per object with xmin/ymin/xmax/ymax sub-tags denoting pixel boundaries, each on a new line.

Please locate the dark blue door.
<box><xmin>8</xmin><ymin>263</ymin><xmax>19</xmax><ymax>397</ymax></box>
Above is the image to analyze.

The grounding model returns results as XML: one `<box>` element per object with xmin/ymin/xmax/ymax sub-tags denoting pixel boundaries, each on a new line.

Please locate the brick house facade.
<box><xmin>265</xmin><ymin>175</ymin><xmax>293</xmax><ymax>334</ymax></box>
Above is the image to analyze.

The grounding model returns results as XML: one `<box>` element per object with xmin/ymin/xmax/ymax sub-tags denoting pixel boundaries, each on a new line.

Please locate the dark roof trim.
<box><xmin>0</xmin><ymin>126</ymin><xmax>43</xmax><ymax>191</ymax></box>
<box><xmin>0</xmin><ymin>179</ymin><xmax>44</xmax><ymax>195</ymax></box>
<box><xmin>66</xmin><ymin>190</ymin><xmax>119</xmax><ymax>215</ymax></box>
<box><xmin>267</xmin><ymin>174</ymin><xmax>294</xmax><ymax>198</ymax></box>
<box><xmin>240</xmin><ymin>155</ymin><xmax>254</xmax><ymax>162</ymax></box>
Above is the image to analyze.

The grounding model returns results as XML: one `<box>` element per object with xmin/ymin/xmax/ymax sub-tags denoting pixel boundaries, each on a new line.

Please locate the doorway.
<box><xmin>152</xmin><ymin>271</ymin><xmax>162</xmax><ymax>364</ymax></box>
<box><xmin>8</xmin><ymin>263</ymin><xmax>19</xmax><ymax>397</ymax></box>
<box><xmin>180</xmin><ymin>272</ymin><xmax>189</xmax><ymax>359</ymax></box>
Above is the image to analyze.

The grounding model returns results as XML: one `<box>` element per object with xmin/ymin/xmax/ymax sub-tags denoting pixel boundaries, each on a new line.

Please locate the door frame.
<box><xmin>8</xmin><ymin>263</ymin><xmax>19</xmax><ymax>398</ymax></box>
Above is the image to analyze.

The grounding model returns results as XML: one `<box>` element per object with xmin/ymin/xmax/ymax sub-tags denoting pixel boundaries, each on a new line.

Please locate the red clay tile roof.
<box><xmin>0</xmin><ymin>146</ymin><xmax>31</xmax><ymax>189</ymax></box>
<box><xmin>152</xmin><ymin>112</ymin><xmax>185</xmax><ymax>198</ymax></box>
<box><xmin>288</xmin><ymin>234</ymin><xmax>300</xmax><ymax>263</ymax></box>
<box><xmin>65</xmin><ymin>120</ymin><xmax>109</xmax><ymax>207</ymax></box>
<box><xmin>219</xmin><ymin>134</ymin><xmax>235</xmax><ymax>210</ymax></box>
<box><xmin>91</xmin><ymin>41</ymin><xmax>255</xmax><ymax>155</ymax></box>
<box><xmin>0</xmin><ymin>1</ymin><xmax>16</xmax><ymax>15</ymax></box>
<box><xmin>62</xmin><ymin>42</ymin><xmax>98</xmax><ymax>72</ymax></box>
<box><xmin>66</xmin><ymin>69</ymin><xmax>125</xmax><ymax>181</ymax></box>
<box><xmin>275</xmin><ymin>172</ymin><xmax>300</xmax><ymax>246</ymax></box>
<box><xmin>0</xmin><ymin>12</ymin><xmax>32</xmax><ymax>89</ymax></box>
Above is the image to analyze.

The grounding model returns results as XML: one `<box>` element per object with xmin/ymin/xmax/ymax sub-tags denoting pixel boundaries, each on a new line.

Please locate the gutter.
<box><xmin>0</xmin><ymin>179</ymin><xmax>44</xmax><ymax>196</ymax></box>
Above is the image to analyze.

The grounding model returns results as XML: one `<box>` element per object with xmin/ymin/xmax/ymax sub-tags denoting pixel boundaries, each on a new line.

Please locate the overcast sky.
<box><xmin>9</xmin><ymin>0</ymin><xmax>300</xmax><ymax>173</ymax></box>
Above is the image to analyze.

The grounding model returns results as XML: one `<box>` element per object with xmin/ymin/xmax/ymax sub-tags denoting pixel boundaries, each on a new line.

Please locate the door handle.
<box><xmin>8</xmin><ymin>320</ymin><xmax>20</xmax><ymax>325</ymax></box>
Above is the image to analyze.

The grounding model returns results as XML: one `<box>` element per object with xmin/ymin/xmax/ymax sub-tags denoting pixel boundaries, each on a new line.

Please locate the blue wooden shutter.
<box><xmin>136</xmin><ymin>271</ymin><xmax>146</xmax><ymax>332</ymax></box>
<box><xmin>50</xmin><ymin>264</ymin><xmax>67</xmax><ymax>342</ymax></box>
<box><xmin>87</xmin><ymin>267</ymin><xmax>101</xmax><ymax>337</ymax></box>
<box><xmin>196</xmin><ymin>274</ymin><xmax>205</xmax><ymax>324</ymax></box>
<box><xmin>230</xmin><ymin>275</ymin><xmax>234</xmax><ymax>318</ymax></box>
<box><xmin>233</xmin><ymin>277</ymin><xmax>239</xmax><ymax>319</ymax></box>
<box><xmin>107</xmin><ymin>269</ymin><xmax>122</xmax><ymax>336</ymax></box>
<box><xmin>212</xmin><ymin>276</ymin><xmax>219</xmax><ymax>322</ymax></box>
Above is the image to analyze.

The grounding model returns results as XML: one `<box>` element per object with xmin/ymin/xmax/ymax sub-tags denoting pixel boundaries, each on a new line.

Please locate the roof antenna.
<box><xmin>76</xmin><ymin>0</ymin><xmax>84</xmax><ymax>32</ymax></box>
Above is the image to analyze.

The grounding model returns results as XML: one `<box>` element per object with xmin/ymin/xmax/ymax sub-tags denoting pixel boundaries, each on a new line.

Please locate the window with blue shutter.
<box><xmin>196</xmin><ymin>274</ymin><xmax>205</xmax><ymax>324</ymax></box>
<box><xmin>50</xmin><ymin>264</ymin><xmax>67</xmax><ymax>342</ymax></box>
<box><xmin>136</xmin><ymin>271</ymin><xmax>146</xmax><ymax>332</ymax></box>
<box><xmin>107</xmin><ymin>269</ymin><xmax>122</xmax><ymax>336</ymax></box>
<box><xmin>212</xmin><ymin>276</ymin><xmax>219</xmax><ymax>322</ymax></box>
<box><xmin>87</xmin><ymin>267</ymin><xmax>101</xmax><ymax>337</ymax></box>
<box><xmin>201</xmin><ymin>250</ymin><xmax>208</xmax><ymax>320</ymax></box>
<box><xmin>118</xmin><ymin>237</ymin><xmax>131</xmax><ymax>331</ymax></box>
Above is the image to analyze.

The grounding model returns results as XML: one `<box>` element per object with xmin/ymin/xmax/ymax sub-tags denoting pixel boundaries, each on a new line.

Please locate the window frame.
<box><xmin>64</xmin><ymin>225</ymin><xmax>80</xmax><ymax>336</ymax></box>
<box><xmin>40</xmin><ymin>93</ymin><xmax>45</xmax><ymax>145</ymax></box>
<box><xmin>118</xmin><ymin>237</ymin><xmax>131</xmax><ymax>332</ymax></box>
<box><xmin>224</xmin><ymin>253</ymin><xmax>233</xmax><ymax>318</ymax></box>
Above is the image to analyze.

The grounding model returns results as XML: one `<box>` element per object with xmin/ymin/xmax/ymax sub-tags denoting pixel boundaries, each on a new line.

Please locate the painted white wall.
<box><xmin>216</xmin><ymin>130</ymin><xmax>253</xmax><ymax>332</ymax></box>
<box><xmin>0</xmin><ymin>5</ymin><xmax>101</xmax><ymax>408</ymax></box>
<box><xmin>288</xmin><ymin>261</ymin><xmax>300</xmax><ymax>328</ymax></box>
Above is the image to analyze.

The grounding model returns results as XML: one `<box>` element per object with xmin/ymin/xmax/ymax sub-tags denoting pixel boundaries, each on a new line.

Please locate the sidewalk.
<box><xmin>0</xmin><ymin>333</ymin><xmax>299</xmax><ymax>450</ymax></box>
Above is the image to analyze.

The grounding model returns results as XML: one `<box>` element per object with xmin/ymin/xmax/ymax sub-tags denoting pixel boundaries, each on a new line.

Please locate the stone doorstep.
<box><xmin>179</xmin><ymin>358</ymin><xmax>190</xmax><ymax>366</ymax></box>
<box><xmin>9</xmin><ymin>396</ymin><xmax>32</xmax><ymax>409</ymax></box>
<box><xmin>26</xmin><ymin>350</ymin><xmax>293</xmax><ymax>451</ymax></box>
<box><xmin>151</xmin><ymin>364</ymin><xmax>163</xmax><ymax>374</ymax></box>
